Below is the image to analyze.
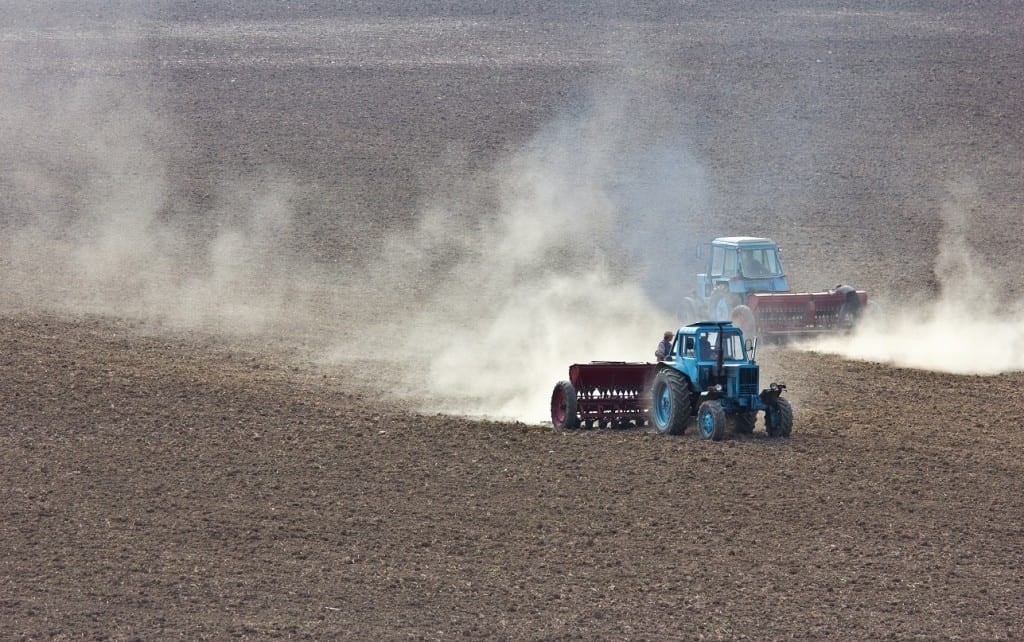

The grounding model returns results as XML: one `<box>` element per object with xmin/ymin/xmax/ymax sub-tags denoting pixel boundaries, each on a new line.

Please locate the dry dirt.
<box><xmin>2</xmin><ymin>2</ymin><xmax>1024</xmax><ymax>640</ymax></box>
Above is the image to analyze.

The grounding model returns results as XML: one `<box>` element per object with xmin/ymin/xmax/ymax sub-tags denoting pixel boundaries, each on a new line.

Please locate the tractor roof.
<box><xmin>712</xmin><ymin>236</ymin><xmax>777</xmax><ymax>248</ymax></box>
<box><xmin>680</xmin><ymin>321</ymin><xmax>739</xmax><ymax>334</ymax></box>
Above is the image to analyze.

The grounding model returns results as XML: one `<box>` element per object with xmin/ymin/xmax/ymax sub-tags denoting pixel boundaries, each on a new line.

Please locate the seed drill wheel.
<box><xmin>550</xmin><ymin>380</ymin><xmax>579</xmax><ymax>430</ymax></box>
<box><xmin>698</xmin><ymin>400</ymin><xmax>727</xmax><ymax>441</ymax></box>
<box><xmin>650</xmin><ymin>369</ymin><xmax>690</xmax><ymax>435</ymax></box>
<box><xmin>765</xmin><ymin>397</ymin><xmax>793</xmax><ymax>437</ymax></box>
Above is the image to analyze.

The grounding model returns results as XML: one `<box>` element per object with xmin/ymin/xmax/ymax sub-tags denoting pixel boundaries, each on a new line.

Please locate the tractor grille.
<box><xmin>738</xmin><ymin>366</ymin><xmax>759</xmax><ymax>395</ymax></box>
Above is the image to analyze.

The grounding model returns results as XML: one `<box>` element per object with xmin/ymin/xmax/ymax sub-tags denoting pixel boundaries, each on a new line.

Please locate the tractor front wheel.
<box><xmin>650</xmin><ymin>369</ymin><xmax>690</xmax><ymax>435</ymax></box>
<box><xmin>733</xmin><ymin>411</ymin><xmax>756</xmax><ymax>435</ymax></box>
<box><xmin>550</xmin><ymin>380</ymin><xmax>579</xmax><ymax>430</ymax></box>
<box><xmin>765</xmin><ymin>397</ymin><xmax>793</xmax><ymax>437</ymax></box>
<box><xmin>698</xmin><ymin>400</ymin><xmax>727</xmax><ymax>441</ymax></box>
<box><xmin>709</xmin><ymin>292</ymin><xmax>734</xmax><ymax>322</ymax></box>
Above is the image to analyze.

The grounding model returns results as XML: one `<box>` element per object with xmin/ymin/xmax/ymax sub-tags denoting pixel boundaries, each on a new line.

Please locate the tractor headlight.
<box><xmin>714</xmin><ymin>384</ymin><xmax>723</xmax><ymax>393</ymax></box>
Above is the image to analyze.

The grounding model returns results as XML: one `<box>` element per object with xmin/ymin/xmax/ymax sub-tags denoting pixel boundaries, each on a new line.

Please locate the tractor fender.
<box><xmin>759</xmin><ymin>382</ymin><xmax>787</xmax><ymax>406</ymax></box>
<box><xmin>652</xmin><ymin>362</ymin><xmax>692</xmax><ymax>383</ymax></box>
<box><xmin>651</xmin><ymin>363</ymin><xmax>697</xmax><ymax>398</ymax></box>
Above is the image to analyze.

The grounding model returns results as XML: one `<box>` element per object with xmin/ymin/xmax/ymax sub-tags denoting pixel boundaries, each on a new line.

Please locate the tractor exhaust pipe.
<box><xmin>715</xmin><ymin>322</ymin><xmax>726</xmax><ymax>378</ymax></box>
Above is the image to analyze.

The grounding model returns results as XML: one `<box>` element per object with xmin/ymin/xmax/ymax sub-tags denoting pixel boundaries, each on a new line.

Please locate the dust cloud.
<box><xmin>335</xmin><ymin>87</ymin><xmax>710</xmax><ymax>421</ymax></box>
<box><xmin>0</xmin><ymin>24</ymin><xmax>707</xmax><ymax>423</ymax></box>
<box><xmin>0</xmin><ymin>56</ymin><xmax>329</xmax><ymax>337</ymax></box>
<box><xmin>802</xmin><ymin>182</ymin><xmax>1024</xmax><ymax>375</ymax></box>
<box><xmin>9</xmin><ymin>21</ymin><xmax>1020</xmax><ymax>425</ymax></box>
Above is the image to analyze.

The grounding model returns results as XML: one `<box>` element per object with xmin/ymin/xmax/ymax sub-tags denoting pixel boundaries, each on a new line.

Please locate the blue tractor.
<box><xmin>678</xmin><ymin>237</ymin><xmax>868</xmax><ymax>340</ymax></box>
<box><xmin>648</xmin><ymin>321</ymin><xmax>792</xmax><ymax>440</ymax></box>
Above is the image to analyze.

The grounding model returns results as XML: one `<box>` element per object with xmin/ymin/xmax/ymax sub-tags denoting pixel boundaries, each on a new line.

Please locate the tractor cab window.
<box><xmin>739</xmin><ymin>247</ymin><xmax>782</xmax><ymax>278</ymax></box>
<box><xmin>683</xmin><ymin>336</ymin><xmax>695</xmax><ymax>357</ymax></box>
<box><xmin>698</xmin><ymin>332</ymin><xmax>717</xmax><ymax>360</ymax></box>
<box><xmin>699</xmin><ymin>331</ymin><xmax>746</xmax><ymax>361</ymax></box>
<box><xmin>722</xmin><ymin>333</ymin><xmax>745</xmax><ymax>360</ymax></box>
<box><xmin>710</xmin><ymin>245</ymin><xmax>725</xmax><ymax>276</ymax></box>
<box><xmin>710</xmin><ymin>246</ymin><xmax>739</xmax><ymax>277</ymax></box>
<box><xmin>723</xmin><ymin>249</ymin><xmax>738</xmax><ymax>276</ymax></box>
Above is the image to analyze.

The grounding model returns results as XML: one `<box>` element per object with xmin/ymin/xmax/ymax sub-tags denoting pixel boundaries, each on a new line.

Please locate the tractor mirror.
<box><xmin>695</xmin><ymin>244</ymin><xmax>703</xmax><ymax>259</ymax></box>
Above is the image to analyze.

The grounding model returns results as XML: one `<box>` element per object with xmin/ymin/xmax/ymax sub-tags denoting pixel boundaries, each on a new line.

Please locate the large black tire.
<box><xmin>765</xmin><ymin>397</ymin><xmax>793</xmax><ymax>437</ymax></box>
<box><xmin>733</xmin><ymin>411</ymin><xmax>756</xmax><ymax>435</ymax></box>
<box><xmin>550</xmin><ymin>380</ymin><xmax>579</xmax><ymax>430</ymax></box>
<box><xmin>697</xmin><ymin>400</ymin><xmax>727</xmax><ymax>441</ymax></box>
<box><xmin>649</xmin><ymin>369</ymin><xmax>691</xmax><ymax>435</ymax></box>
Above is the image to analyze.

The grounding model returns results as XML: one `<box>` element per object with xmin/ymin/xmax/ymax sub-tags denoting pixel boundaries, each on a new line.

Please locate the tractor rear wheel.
<box><xmin>733</xmin><ymin>411</ymin><xmax>756</xmax><ymax>434</ymax></box>
<box><xmin>650</xmin><ymin>369</ymin><xmax>690</xmax><ymax>435</ymax></box>
<box><xmin>765</xmin><ymin>397</ymin><xmax>793</xmax><ymax>437</ymax></box>
<box><xmin>550</xmin><ymin>380</ymin><xmax>579</xmax><ymax>430</ymax></box>
<box><xmin>698</xmin><ymin>400</ymin><xmax>727</xmax><ymax>441</ymax></box>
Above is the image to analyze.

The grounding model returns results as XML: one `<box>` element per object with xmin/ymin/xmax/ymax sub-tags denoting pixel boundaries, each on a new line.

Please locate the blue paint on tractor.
<box><xmin>655</xmin><ymin>386</ymin><xmax>672</xmax><ymax>426</ymax></box>
<box><xmin>678</xmin><ymin>236</ymin><xmax>868</xmax><ymax>338</ymax></box>
<box><xmin>650</xmin><ymin>320</ymin><xmax>790</xmax><ymax>438</ymax></box>
<box><xmin>694</xmin><ymin>237</ymin><xmax>788</xmax><ymax>310</ymax></box>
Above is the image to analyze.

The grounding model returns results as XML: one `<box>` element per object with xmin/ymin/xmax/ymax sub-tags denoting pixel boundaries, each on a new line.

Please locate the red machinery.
<box><xmin>550</xmin><ymin>362</ymin><xmax>655</xmax><ymax>430</ymax></box>
<box><xmin>680</xmin><ymin>237</ymin><xmax>870</xmax><ymax>340</ymax></box>
<box><xmin>743</xmin><ymin>290</ymin><xmax>869</xmax><ymax>337</ymax></box>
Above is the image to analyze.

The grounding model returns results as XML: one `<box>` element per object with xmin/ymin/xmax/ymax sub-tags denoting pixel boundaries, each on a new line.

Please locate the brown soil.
<box><xmin>3</xmin><ymin>3</ymin><xmax>1024</xmax><ymax>640</ymax></box>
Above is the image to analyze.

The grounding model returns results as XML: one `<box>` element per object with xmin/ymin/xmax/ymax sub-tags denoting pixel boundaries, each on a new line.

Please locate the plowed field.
<box><xmin>2</xmin><ymin>3</ymin><xmax>1023</xmax><ymax>639</ymax></box>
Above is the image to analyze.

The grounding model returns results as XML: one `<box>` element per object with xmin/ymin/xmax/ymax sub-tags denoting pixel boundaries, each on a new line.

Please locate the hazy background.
<box><xmin>2</xmin><ymin>2</ymin><xmax>1023</xmax><ymax>419</ymax></box>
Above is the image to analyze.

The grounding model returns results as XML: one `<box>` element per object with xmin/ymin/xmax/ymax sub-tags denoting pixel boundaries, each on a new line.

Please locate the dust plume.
<box><xmin>335</xmin><ymin>87</ymin><xmax>709</xmax><ymax>421</ymax></box>
<box><xmin>802</xmin><ymin>181</ymin><xmax>1024</xmax><ymax>374</ymax></box>
<box><xmin>0</xmin><ymin>19</ymin><xmax>709</xmax><ymax>423</ymax></box>
<box><xmin>0</xmin><ymin>50</ymin><xmax>327</xmax><ymax>337</ymax></box>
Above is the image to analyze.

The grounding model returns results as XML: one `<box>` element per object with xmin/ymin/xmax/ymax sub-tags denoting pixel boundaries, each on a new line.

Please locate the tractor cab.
<box><xmin>695</xmin><ymin>237</ymin><xmax>790</xmax><ymax>301</ymax></box>
<box><xmin>640</xmin><ymin>319</ymin><xmax>791</xmax><ymax>440</ymax></box>
<box><xmin>669</xmin><ymin>321</ymin><xmax>766</xmax><ymax>414</ymax></box>
<box><xmin>697</xmin><ymin>327</ymin><xmax>746</xmax><ymax>363</ymax></box>
<box><xmin>675</xmin><ymin>323</ymin><xmax>748</xmax><ymax>365</ymax></box>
